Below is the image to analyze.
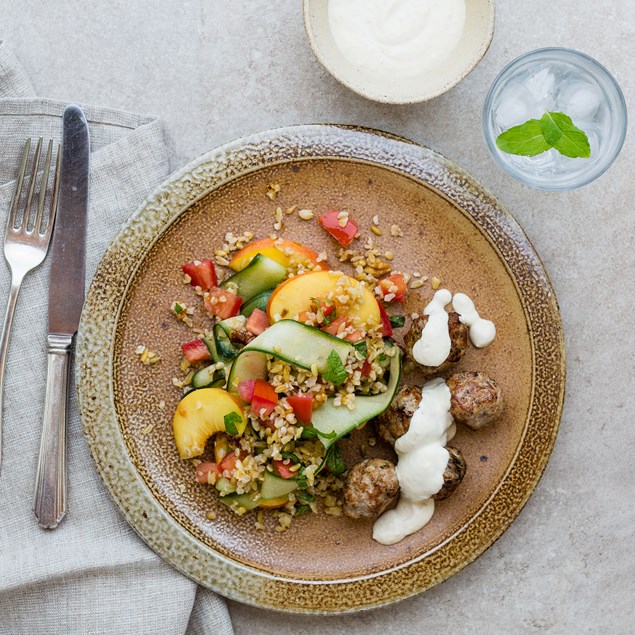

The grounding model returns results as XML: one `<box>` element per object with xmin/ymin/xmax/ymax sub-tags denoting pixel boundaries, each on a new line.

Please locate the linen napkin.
<box><xmin>0</xmin><ymin>42</ymin><xmax>234</xmax><ymax>635</ymax></box>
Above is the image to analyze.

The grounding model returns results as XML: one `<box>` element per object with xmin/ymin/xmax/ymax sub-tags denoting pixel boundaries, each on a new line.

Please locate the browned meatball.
<box><xmin>447</xmin><ymin>371</ymin><xmax>503</xmax><ymax>430</ymax></box>
<box><xmin>343</xmin><ymin>458</ymin><xmax>400</xmax><ymax>519</ymax></box>
<box><xmin>433</xmin><ymin>446</ymin><xmax>467</xmax><ymax>500</ymax></box>
<box><xmin>374</xmin><ymin>384</ymin><xmax>421</xmax><ymax>445</ymax></box>
<box><xmin>404</xmin><ymin>312</ymin><xmax>469</xmax><ymax>374</ymax></box>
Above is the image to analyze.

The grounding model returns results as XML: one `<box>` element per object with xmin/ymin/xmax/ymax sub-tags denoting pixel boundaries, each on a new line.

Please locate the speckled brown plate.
<box><xmin>77</xmin><ymin>125</ymin><xmax>565</xmax><ymax>613</ymax></box>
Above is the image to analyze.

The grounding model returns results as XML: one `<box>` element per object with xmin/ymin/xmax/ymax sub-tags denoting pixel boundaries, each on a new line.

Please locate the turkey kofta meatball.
<box><xmin>447</xmin><ymin>371</ymin><xmax>503</xmax><ymax>430</ymax></box>
<box><xmin>433</xmin><ymin>446</ymin><xmax>467</xmax><ymax>500</ymax></box>
<box><xmin>343</xmin><ymin>458</ymin><xmax>400</xmax><ymax>519</ymax></box>
<box><xmin>405</xmin><ymin>312</ymin><xmax>469</xmax><ymax>374</ymax></box>
<box><xmin>374</xmin><ymin>384</ymin><xmax>421</xmax><ymax>445</ymax></box>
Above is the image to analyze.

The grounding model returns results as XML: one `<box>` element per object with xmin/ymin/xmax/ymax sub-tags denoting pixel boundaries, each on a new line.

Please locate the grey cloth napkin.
<box><xmin>0</xmin><ymin>42</ymin><xmax>234</xmax><ymax>635</ymax></box>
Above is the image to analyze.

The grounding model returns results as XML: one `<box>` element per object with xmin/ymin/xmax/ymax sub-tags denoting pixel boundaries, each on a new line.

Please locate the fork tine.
<box><xmin>34</xmin><ymin>140</ymin><xmax>54</xmax><ymax>235</ymax></box>
<box><xmin>43</xmin><ymin>143</ymin><xmax>62</xmax><ymax>237</ymax></box>
<box><xmin>23</xmin><ymin>137</ymin><xmax>43</xmax><ymax>231</ymax></box>
<box><xmin>7</xmin><ymin>139</ymin><xmax>31</xmax><ymax>230</ymax></box>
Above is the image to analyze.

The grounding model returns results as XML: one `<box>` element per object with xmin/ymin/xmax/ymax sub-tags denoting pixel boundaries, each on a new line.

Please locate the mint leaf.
<box><xmin>281</xmin><ymin>451</ymin><xmax>300</xmax><ymax>464</ymax></box>
<box><xmin>389</xmin><ymin>315</ymin><xmax>405</xmax><ymax>328</ymax></box>
<box><xmin>540</xmin><ymin>112</ymin><xmax>591</xmax><ymax>158</ymax></box>
<box><xmin>297</xmin><ymin>490</ymin><xmax>315</xmax><ymax>503</ymax></box>
<box><xmin>495</xmin><ymin>119</ymin><xmax>552</xmax><ymax>156</ymax></box>
<box><xmin>325</xmin><ymin>444</ymin><xmax>347</xmax><ymax>475</ymax></box>
<box><xmin>294</xmin><ymin>504</ymin><xmax>311</xmax><ymax>516</ymax></box>
<box><xmin>224</xmin><ymin>411</ymin><xmax>242</xmax><ymax>435</ymax></box>
<box><xmin>353</xmin><ymin>340</ymin><xmax>368</xmax><ymax>358</ymax></box>
<box><xmin>321</xmin><ymin>350</ymin><xmax>348</xmax><ymax>386</ymax></box>
<box><xmin>300</xmin><ymin>425</ymin><xmax>337</xmax><ymax>441</ymax></box>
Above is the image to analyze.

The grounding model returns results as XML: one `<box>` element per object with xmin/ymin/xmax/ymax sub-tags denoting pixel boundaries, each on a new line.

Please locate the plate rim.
<box><xmin>77</xmin><ymin>124</ymin><xmax>566</xmax><ymax>613</ymax></box>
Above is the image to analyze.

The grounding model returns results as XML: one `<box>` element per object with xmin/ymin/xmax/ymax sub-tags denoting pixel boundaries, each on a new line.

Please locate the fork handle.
<box><xmin>0</xmin><ymin>275</ymin><xmax>25</xmax><ymax>475</ymax></box>
<box><xmin>34</xmin><ymin>333</ymin><xmax>72</xmax><ymax>529</ymax></box>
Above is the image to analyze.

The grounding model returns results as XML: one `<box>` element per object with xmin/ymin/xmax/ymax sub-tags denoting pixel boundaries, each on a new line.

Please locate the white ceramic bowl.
<box><xmin>303</xmin><ymin>0</ymin><xmax>496</xmax><ymax>104</ymax></box>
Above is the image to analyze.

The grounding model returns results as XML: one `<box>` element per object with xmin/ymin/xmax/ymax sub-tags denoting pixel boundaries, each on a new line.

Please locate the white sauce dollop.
<box><xmin>411</xmin><ymin>289</ymin><xmax>452</xmax><ymax>367</ymax></box>
<box><xmin>328</xmin><ymin>0</ymin><xmax>467</xmax><ymax>79</ymax></box>
<box><xmin>373</xmin><ymin>378</ymin><xmax>454</xmax><ymax>545</ymax></box>
<box><xmin>452</xmin><ymin>292</ymin><xmax>497</xmax><ymax>348</ymax></box>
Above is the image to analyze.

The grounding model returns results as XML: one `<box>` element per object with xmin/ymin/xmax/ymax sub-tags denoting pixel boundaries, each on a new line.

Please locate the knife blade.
<box><xmin>48</xmin><ymin>105</ymin><xmax>90</xmax><ymax>335</ymax></box>
<box><xmin>34</xmin><ymin>104</ymin><xmax>90</xmax><ymax>529</ymax></box>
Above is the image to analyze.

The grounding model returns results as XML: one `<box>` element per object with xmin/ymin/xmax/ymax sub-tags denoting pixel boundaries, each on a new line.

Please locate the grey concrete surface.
<box><xmin>2</xmin><ymin>1</ymin><xmax>633</xmax><ymax>633</ymax></box>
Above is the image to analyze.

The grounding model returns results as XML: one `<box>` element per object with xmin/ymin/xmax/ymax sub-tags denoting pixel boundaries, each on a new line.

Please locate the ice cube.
<box><xmin>495</xmin><ymin>82</ymin><xmax>542</xmax><ymax>129</ymax></box>
<box><xmin>527</xmin><ymin>68</ymin><xmax>556</xmax><ymax>104</ymax></box>
<box><xmin>558</xmin><ymin>85</ymin><xmax>603</xmax><ymax>122</ymax></box>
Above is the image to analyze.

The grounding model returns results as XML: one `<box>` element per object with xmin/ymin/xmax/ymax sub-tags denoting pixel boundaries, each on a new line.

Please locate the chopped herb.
<box><xmin>321</xmin><ymin>350</ymin><xmax>348</xmax><ymax>386</ymax></box>
<box><xmin>300</xmin><ymin>425</ymin><xmax>337</xmax><ymax>441</ymax></box>
<box><xmin>353</xmin><ymin>340</ymin><xmax>368</xmax><ymax>357</ymax></box>
<box><xmin>378</xmin><ymin>353</ymin><xmax>387</xmax><ymax>362</ymax></box>
<box><xmin>389</xmin><ymin>315</ymin><xmax>405</xmax><ymax>328</ymax></box>
<box><xmin>223</xmin><ymin>411</ymin><xmax>242</xmax><ymax>435</ymax></box>
<box><xmin>295</xmin><ymin>470</ymin><xmax>308</xmax><ymax>490</ymax></box>
<box><xmin>297</xmin><ymin>490</ymin><xmax>316</xmax><ymax>503</ymax></box>
<box><xmin>281</xmin><ymin>451</ymin><xmax>300</xmax><ymax>464</ymax></box>
<box><xmin>310</xmin><ymin>296</ymin><xmax>336</xmax><ymax>326</ymax></box>
<box><xmin>325</xmin><ymin>444</ymin><xmax>347</xmax><ymax>475</ymax></box>
<box><xmin>294</xmin><ymin>504</ymin><xmax>311</xmax><ymax>516</ymax></box>
<box><xmin>173</xmin><ymin>302</ymin><xmax>185</xmax><ymax>314</ymax></box>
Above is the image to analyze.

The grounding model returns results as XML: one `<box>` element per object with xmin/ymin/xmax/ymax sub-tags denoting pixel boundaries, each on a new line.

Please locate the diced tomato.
<box><xmin>182</xmin><ymin>259</ymin><xmax>218</xmax><ymax>291</ymax></box>
<box><xmin>310</xmin><ymin>297</ymin><xmax>335</xmax><ymax>318</ymax></box>
<box><xmin>322</xmin><ymin>316</ymin><xmax>349</xmax><ymax>336</ymax></box>
<box><xmin>237</xmin><ymin>379</ymin><xmax>256</xmax><ymax>403</ymax></box>
<box><xmin>251</xmin><ymin>396</ymin><xmax>277</xmax><ymax>418</ymax></box>
<box><xmin>378</xmin><ymin>273</ymin><xmax>407</xmax><ymax>303</ymax></box>
<box><xmin>318</xmin><ymin>210</ymin><xmax>358</xmax><ymax>247</ymax></box>
<box><xmin>377</xmin><ymin>302</ymin><xmax>393</xmax><ymax>337</ymax></box>
<box><xmin>361</xmin><ymin>360</ymin><xmax>372</xmax><ymax>376</ymax></box>
<box><xmin>287</xmin><ymin>394</ymin><xmax>313</xmax><ymax>425</ymax></box>
<box><xmin>204</xmin><ymin>287</ymin><xmax>243</xmax><ymax>319</ymax></box>
<box><xmin>195</xmin><ymin>462</ymin><xmax>220</xmax><ymax>483</ymax></box>
<box><xmin>218</xmin><ymin>451</ymin><xmax>246</xmax><ymax>474</ymax></box>
<box><xmin>345</xmin><ymin>330</ymin><xmax>364</xmax><ymax>343</ymax></box>
<box><xmin>250</xmin><ymin>379</ymin><xmax>278</xmax><ymax>419</ymax></box>
<box><xmin>245</xmin><ymin>308</ymin><xmax>270</xmax><ymax>335</ymax></box>
<box><xmin>273</xmin><ymin>459</ymin><xmax>296</xmax><ymax>479</ymax></box>
<box><xmin>253</xmin><ymin>379</ymin><xmax>278</xmax><ymax>404</ymax></box>
<box><xmin>181</xmin><ymin>339</ymin><xmax>212</xmax><ymax>363</ymax></box>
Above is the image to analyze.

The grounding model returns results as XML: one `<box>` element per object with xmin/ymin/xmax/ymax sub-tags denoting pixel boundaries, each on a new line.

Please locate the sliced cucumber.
<box><xmin>202</xmin><ymin>336</ymin><xmax>220</xmax><ymax>363</ymax></box>
<box><xmin>215</xmin><ymin>477</ymin><xmax>236</xmax><ymax>496</ymax></box>
<box><xmin>219</xmin><ymin>492</ymin><xmax>260</xmax><ymax>511</ymax></box>
<box><xmin>261</xmin><ymin>470</ymin><xmax>298</xmax><ymax>500</ymax></box>
<box><xmin>312</xmin><ymin>343</ymin><xmax>402</xmax><ymax>449</ymax></box>
<box><xmin>227</xmin><ymin>350</ymin><xmax>268</xmax><ymax>394</ymax></box>
<box><xmin>220</xmin><ymin>254</ymin><xmax>287</xmax><ymax>301</ymax></box>
<box><xmin>244</xmin><ymin>320</ymin><xmax>351</xmax><ymax>371</ymax></box>
<box><xmin>213</xmin><ymin>324</ymin><xmax>241</xmax><ymax>362</ymax></box>
<box><xmin>240</xmin><ymin>289</ymin><xmax>274</xmax><ymax>317</ymax></box>
<box><xmin>191</xmin><ymin>365</ymin><xmax>225</xmax><ymax>389</ymax></box>
<box><xmin>217</xmin><ymin>315</ymin><xmax>247</xmax><ymax>335</ymax></box>
<box><xmin>227</xmin><ymin>320</ymin><xmax>352</xmax><ymax>393</ymax></box>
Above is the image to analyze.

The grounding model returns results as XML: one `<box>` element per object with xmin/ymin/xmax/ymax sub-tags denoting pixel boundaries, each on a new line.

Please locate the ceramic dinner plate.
<box><xmin>77</xmin><ymin>125</ymin><xmax>565</xmax><ymax>613</ymax></box>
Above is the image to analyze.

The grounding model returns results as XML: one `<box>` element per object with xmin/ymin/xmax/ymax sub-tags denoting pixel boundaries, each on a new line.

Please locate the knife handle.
<box><xmin>34</xmin><ymin>333</ymin><xmax>73</xmax><ymax>529</ymax></box>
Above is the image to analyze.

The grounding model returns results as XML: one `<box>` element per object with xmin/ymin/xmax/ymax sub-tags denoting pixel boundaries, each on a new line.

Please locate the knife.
<box><xmin>34</xmin><ymin>104</ymin><xmax>89</xmax><ymax>529</ymax></box>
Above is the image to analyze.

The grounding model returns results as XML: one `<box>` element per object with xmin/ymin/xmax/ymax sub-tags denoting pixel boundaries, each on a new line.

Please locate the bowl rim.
<box><xmin>302</xmin><ymin>0</ymin><xmax>496</xmax><ymax>104</ymax></box>
<box><xmin>482</xmin><ymin>46</ymin><xmax>629</xmax><ymax>191</ymax></box>
<box><xmin>77</xmin><ymin>123</ymin><xmax>566</xmax><ymax>614</ymax></box>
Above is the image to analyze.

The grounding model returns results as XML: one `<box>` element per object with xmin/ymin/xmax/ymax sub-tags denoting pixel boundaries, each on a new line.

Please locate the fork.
<box><xmin>0</xmin><ymin>138</ymin><xmax>60</xmax><ymax>474</ymax></box>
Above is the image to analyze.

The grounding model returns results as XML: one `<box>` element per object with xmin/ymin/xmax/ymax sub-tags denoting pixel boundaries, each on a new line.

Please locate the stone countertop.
<box><xmin>3</xmin><ymin>0</ymin><xmax>633</xmax><ymax>632</ymax></box>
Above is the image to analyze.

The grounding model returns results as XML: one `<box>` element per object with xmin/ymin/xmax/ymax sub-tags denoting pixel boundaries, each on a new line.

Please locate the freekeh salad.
<box><xmin>166</xmin><ymin>200</ymin><xmax>503</xmax><ymax>540</ymax></box>
<box><xmin>169</xmin><ymin>208</ymin><xmax>407</xmax><ymax>526</ymax></box>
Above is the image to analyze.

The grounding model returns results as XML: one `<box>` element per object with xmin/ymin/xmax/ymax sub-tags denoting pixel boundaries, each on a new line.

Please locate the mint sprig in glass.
<box><xmin>482</xmin><ymin>48</ymin><xmax>627</xmax><ymax>191</ymax></box>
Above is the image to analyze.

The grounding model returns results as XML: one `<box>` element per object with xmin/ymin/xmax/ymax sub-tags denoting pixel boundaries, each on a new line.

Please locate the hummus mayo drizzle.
<box><xmin>411</xmin><ymin>289</ymin><xmax>452</xmax><ymax>367</ymax></box>
<box><xmin>373</xmin><ymin>378</ymin><xmax>455</xmax><ymax>545</ymax></box>
<box><xmin>452</xmin><ymin>292</ymin><xmax>497</xmax><ymax>348</ymax></box>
